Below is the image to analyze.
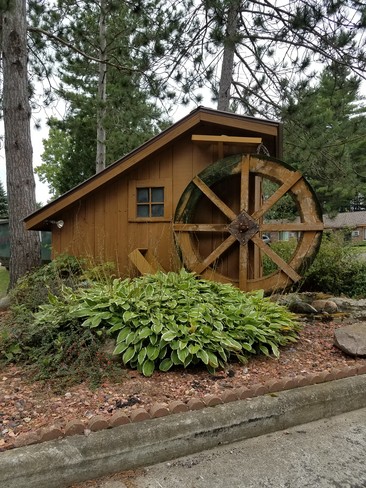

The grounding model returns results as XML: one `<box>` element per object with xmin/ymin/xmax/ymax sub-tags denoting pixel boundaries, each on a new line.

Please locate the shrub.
<box><xmin>0</xmin><ymin>255</ymin><xmax>119</xmax><ymax>388</ymax></box>
<box><xmin>35</xmin><ymin>269</ymin><xmax>300</xmax><ymax>377</ymax></box>
<box><xmin>300</xmin><ymin>231</ymin><xmax>366</xmax><ymax>298</ymax></box>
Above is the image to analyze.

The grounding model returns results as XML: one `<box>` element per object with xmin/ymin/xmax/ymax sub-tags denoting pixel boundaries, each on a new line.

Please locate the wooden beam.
<box><xmin>173</xmin><ymin>223</ymin><xmax>229</xmax><ymax>232</ymax></box>
<box><xmin>261</xmin><ymin>222</ymin><xmax>324</xmax><ymax>232</ymax></box>
<box><xmin>192</xmin><ymin>135</ymin><xmax>262</xmax><ymax>144</ymax></box>
<box><xmin>128</xmin><ymin>248</ymin><xmax>165</xmax><ymax>275</ymax></box>
<box><xmin>193</xmin><ymin>176</ymin><xmax>237</xmax><ymax>221</ymax></box>
<box><xmin>251</xmin><ymin>236</ymin><xmax>301</xmax><ymax>282</ymax></box>
<box><xmin>193</xmin><ymin>235</ymin><xmax>237</xmax><ymax>274</ymax></box>
<box><xmin>252</xmin><ymin>171</ymin><xmax>303</xmax><ymax>221</ymax></box>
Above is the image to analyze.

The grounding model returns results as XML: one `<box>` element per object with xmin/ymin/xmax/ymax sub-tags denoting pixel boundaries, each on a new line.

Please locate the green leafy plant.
<box><xmin>301</xmin><ymin>231</ymin><xmax>366</xmax><ymax>298</ymax></box>
<box><xmin>35</xmin><ymin>269</ymin><xmax>300</xmax><ymax>377</ymax></box>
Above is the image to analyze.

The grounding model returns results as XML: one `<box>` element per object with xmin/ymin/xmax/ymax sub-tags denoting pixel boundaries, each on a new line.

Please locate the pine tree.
<box><xmin>282</xmin><ymin>65</ymin><xmax>366</xmax><ymax>214</ymax></box>
<box><xmin>0</xmin><ymin>181</ymin><xmax>8</xmax><ymax>219</ymax></box>
<box><xmin>157</xmin><ymin>0</ymin><xmax>366</xmax><ymax>116</ymax></box>
<box><xmin>2</xmin><ymin>0</ymin><xmax>41</xmax><ymax>288</ymax></box>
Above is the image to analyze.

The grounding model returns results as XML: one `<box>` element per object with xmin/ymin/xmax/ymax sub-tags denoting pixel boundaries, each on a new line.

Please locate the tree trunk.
<box><xmin>2</xmin><ymin>0</ymin><xmax>41</xmax><ymax>288</ymax></box>
<box><xmin>96</xmin><ymin>0</ymin><xmax>107</xmax><ymax>174</ymax></box>
<box><xmin>217</xmin><ymin>1</ymin><xmax>240</xmax><ymax>112</ymax></box>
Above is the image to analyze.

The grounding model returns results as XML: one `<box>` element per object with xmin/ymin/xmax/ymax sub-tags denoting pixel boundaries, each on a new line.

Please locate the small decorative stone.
<box><xmin>64</xmin><ymin>419</ymin><xmax>85</xmax><ymax>437</ymax></box>
<box><xmin>110</xmin><ymin>411</ymin><xmax>131</xmax><ymax>427</ymax></box>
<box><xmin>221</xmin><ymin>390</ymin><xmax>239</xmax><ymax>403</ymax></box>
<box><xmin>130</xmin><ymin>408</ymin><xmax>151</xmax><ymax>422</ymax></box>
<box><xmin>13</xmin><ymin>431</ymin><xmax>41</xmax><ymax>448</ymax></box>
<box><xmin>237</xmin><ymin>386</ymin><xmax>253</xmax><ymax>399</ymax></box>
<box><xmin>266</xmin><ymin>379</ymin><xmax>283</xmax><ymax>393</ymax></box>
<box><xmin>312</xmin><ymin>299</ymin><xmax>338</xmax><ymax>314</ymax></box>
<box><xmin>186</xmin><ymin>398</ymin><xmax>205</xmax><ymax>411</ymax></box>
<box><xmin>294</xmin><ymin>375</ymin><xmax>309</xmax><ymax>387</ymax></box>
<box><xmin>357</xmin><ymin>364</ymin><xmax>366</xmax><ymax>375</ymax></box>
<box><xmin>288</xmin><ymin>301</ymin><xmax>318</xmax><ymax>314</ymax></box>
<box><xmin>251</xmin><ymin>383</ymin><xmax>268</xmax><ymax>397</ymax></box>
<box><xmin>168</xmin><ymin>401</ymin><xmax>189</xmax><ymax>414</ymax></box>
<box><xmin>40</xmin><ymin>425</ymin><xmax>64</xmax><ymax>442</ymax></box>
<box><xmin>88</xmin><ymin>415</ymin><xmax>110</xmax><ymax>432</ymax></box>
<box><xmin>149</xmin><ymin>403</ymin><xmax>169</xmax><ymax>418</ymax></box>
<box><xmin>202</xmin><ymin>395</ymin><xmax>223</xmax><ymax>407</ymax></box>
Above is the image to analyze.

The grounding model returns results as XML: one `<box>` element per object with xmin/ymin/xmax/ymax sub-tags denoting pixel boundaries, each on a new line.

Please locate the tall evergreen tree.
<box><xmin>1</xmin><ymin>0</ymin><xmax>41</xmax><ymax>288</ymax></box>
<box><xmin>31</xmin><ymin>0</ymin><xmax>171</xmax><ymax>196</ymax></box>
<box><xmin>282</xmin><ymin>64</ymin><xmax>366</xmax><ymax>214</ymax></box>
<box><xmin>0</xmin><ymin>181</ymin><xmax>8</xmax><ymax>219</ymax></box>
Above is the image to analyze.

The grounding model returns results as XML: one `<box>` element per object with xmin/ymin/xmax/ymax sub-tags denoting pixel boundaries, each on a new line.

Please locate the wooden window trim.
<box><xmin>128</xmin><ymin>178</ymin><xmax>172</xmax><ymax>222</ymax></box>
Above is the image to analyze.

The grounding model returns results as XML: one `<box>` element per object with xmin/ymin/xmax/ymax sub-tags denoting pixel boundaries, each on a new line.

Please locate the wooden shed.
<box><xmin>25</xmin><ymin>107</ymin><xmax>323</xmax><ymax>293</ymax></box>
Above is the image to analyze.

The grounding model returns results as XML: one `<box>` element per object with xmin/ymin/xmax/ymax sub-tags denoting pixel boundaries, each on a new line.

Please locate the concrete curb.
<box><xmin>1</xmin><ymin>374</ymin><xmax>366</xmax><ymax>488</ymax></box>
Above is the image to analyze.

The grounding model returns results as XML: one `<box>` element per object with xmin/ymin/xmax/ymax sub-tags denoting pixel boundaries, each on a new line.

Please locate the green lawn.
<box><xmin>0</xmin><ymin>266</ymin><xmax>9</xmax><ymax>297</ymax></box>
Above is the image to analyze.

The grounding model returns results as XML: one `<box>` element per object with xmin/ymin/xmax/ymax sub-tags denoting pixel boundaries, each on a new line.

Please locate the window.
<box><xmin>128</xmin><ymin>179</ymin><xmax>172</xmax><ymax>222</ymax></box>
<box><xmin>136</xmin><ymin>187</ymin><xmax>164</xmax><ymax>217</ymax></box>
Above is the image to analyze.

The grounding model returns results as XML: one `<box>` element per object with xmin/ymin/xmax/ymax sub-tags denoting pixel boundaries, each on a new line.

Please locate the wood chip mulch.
<box><xmin>1</xmin><ymin>314</ymin><xmax>366</xmax><ymax>452</ymax></box>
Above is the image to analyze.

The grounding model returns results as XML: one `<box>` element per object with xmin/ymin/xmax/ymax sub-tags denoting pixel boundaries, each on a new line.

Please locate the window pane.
<box><xmin>151</xmin><ymin>204</ymin><xmax>164</xmax><ymax>217</ymax></box>
<box><xmin>151</xmin><ymin>187</ymin><xmax>164</xmax><ymax>203</ymax></box>
<box><xmin>137</xmin><ymin>205</ymin><xmax>149</xmax><ymax>217</ymax></box>
<box><xmin>137</xmin><ymin>188</ymin><xmax>149</xmax><ymax>203</ymax></box>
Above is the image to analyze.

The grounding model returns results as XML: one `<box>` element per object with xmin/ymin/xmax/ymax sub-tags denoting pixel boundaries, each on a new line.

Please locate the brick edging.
<box><xmin>10</xmin><ymin>364</ymin><xmax>366</xmax><ymax>450</ymax></box>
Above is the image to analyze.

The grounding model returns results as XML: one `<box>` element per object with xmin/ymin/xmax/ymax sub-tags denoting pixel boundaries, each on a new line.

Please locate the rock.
<box><xmin>334</xmin><ymin>323</ymin><xmax>366</xmax><ymax>356</ymax></box>
<box><xmin>331</xmin><ymin>298</ymin><xmax>366</xmax><ymax>320</ymax></box>
<box><xmin>99</xmin><ymin>339</ymin><xmax>120</xmax><ymax>362</ymax></box>
<box><xmin>311</xmin><ymin>299</ymin><xmax>338</xmax><ymax>314</ymax></box>
<box><xmin>287</xmin><ymin>301</ymin><xmax>318</xmax><ymax>314</ymax></box>
<box><xmin>0</xmin><ymin>295</ymin><xmax>11</xmax><ymax>310</ymax></box>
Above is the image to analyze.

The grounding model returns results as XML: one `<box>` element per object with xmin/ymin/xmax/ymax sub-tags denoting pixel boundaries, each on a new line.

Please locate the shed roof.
<box><xmin>323</xmin><ymin>211</ymin><xmax>366</xmax><ymax>229</ymax></box>
<box><xmin>25</xmin><ymin>107</ymin><xmax>282</xmax><ymax>230</ymax></box>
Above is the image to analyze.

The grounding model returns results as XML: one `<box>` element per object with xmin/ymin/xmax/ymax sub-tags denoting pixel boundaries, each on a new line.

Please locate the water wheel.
<box><xmin>173</xmin><ymin>154</ymin><xmax>323</xmax><ymax>293</ymax></box>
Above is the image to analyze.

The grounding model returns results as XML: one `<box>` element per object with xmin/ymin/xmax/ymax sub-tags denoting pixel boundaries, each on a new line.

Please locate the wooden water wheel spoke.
<box><xmin>193</xmin><ymin>176</ymin><xmax>236</xmax><ymax>221</ymax></box>
<box><xmin>251</xmin><ymin>171</ymin><xmax>302</xmax><ymax>221</ymax></box>
<box><xmin>251</xmin><ymin>236</ymin><xmax>301</xmax><ymax>282</ymax></box>
<box><xmin>174</xmin><ymin>154</ymin><xmax>323</xmax><ymax>293</ymax></box>
<box><xmin>240</xmin><ymin>155</ymin><xmax>250</xmax><ymax>211</ymax></box>
<box><xmin>239</xmin><ymin>245</ymin><xmax>248</xmax><ymax>290</ymax></box>
<box><xmin>173</xmin><ymin>223</ymin><xmax>229</xmax><ymax>233</ymax></box>
<box><xmin>193</xmin><ymin>235</ymin><xmax>237</xmax><ymax>274</ymax></box>
<box><xmin>260</xmin><ymin>222</ymin><xmax>324</xmax><ymax>232</ymax></box>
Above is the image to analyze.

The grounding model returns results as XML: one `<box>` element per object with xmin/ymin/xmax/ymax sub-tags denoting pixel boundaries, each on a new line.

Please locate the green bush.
<box><xmin>9</xmin><ymin>254</ymin><xmax>84</xmax><ymax>312</ymax></box>
<box><xmin>34</xmin><ymin>269</ymin><xmax>300</xmax><ymax>377</ymax></box>
<box><xmin>300</xmin><ymin>231</ymin><xmax>366</xmax><ymax>298</ymax></box>
<box><xmin>262</xmin><ymin>240</ymin><xmax>297</xmax><ymax>275</ymax></box>
<box><xmin>0</xmin><ymin>255</ymin><xmax>119</xmax><ymax>388</ymax></box>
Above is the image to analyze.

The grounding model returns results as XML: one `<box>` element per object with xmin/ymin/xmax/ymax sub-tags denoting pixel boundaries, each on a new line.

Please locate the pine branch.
<box><xmin>28</xmin><ymin>26</ymin><xmax>142</xmax><ymax>73</ymax></box>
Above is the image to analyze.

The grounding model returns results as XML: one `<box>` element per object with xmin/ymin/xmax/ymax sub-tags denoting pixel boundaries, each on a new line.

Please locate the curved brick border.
<box><xmin>11</xmin><ymin>363</ymin><xmax>366</xmax><ymax>449</ymax></box>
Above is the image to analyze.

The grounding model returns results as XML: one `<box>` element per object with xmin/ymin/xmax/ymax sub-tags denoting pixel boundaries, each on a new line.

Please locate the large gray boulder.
<box><xmin>334</xmin><ymin>322</ymin><xmax>366</xmax><ymax>357</ymax></box>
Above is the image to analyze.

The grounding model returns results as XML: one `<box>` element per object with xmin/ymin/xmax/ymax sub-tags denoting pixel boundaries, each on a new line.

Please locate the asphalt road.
<box><xmin>88</xmin><ymin>406</ymin><xmax>366</xmax><ymax>488</ymax></box>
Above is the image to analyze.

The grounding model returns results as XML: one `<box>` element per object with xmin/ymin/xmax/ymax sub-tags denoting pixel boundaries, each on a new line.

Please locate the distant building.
<box><xmin>323</xmin><ymin>211</ymin><xmax>366</xmax><ymax>243</ymax></box>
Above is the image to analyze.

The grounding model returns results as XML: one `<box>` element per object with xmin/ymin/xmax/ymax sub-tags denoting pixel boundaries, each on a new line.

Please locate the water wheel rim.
<box><xmin>173</xmin><ymin>153</ymin><xmax>323</xmax><ymax>293</ymax></box>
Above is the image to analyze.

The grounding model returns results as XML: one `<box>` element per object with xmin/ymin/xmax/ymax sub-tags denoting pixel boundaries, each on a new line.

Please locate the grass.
<box><xmin>0</xmin><ymin>266</ymin><xmax>9</xmax><ymax>297</ymax></box>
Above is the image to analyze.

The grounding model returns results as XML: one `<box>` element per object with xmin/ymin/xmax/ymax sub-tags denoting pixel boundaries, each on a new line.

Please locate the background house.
<box><xmin>323</xmin><ymin>211</ymin><xmax>366</xmax><ymax>243</ymax></box>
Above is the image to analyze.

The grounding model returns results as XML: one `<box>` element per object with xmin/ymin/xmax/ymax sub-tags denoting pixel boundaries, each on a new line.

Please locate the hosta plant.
<box><xmin>35</xmin><ymin>269</ymin><xmax>300</xmax><ymax>377</ymax></box>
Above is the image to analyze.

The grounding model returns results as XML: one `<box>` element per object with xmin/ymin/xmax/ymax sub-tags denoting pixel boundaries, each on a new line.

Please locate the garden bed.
<box><xmin>1</xmin><ymin>311</ymin><xmax>365</xmax><ymax>452</ymax></box>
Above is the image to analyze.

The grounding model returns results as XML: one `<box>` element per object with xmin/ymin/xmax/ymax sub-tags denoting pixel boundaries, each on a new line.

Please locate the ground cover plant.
<box><xmin>0</xmin><ymin>264</ymin><xmax>300</xmax><ymax>384</ymax></box>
